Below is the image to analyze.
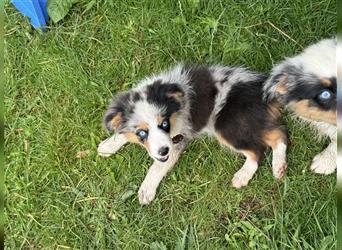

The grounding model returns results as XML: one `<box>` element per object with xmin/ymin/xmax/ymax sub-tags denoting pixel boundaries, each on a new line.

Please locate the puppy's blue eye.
<box><xmin>318</xmin><ymin>90</ymin><xmax>332</xmax><ymax>100</ymax></box>
<box><xmin>137</xmin><ymin>130</ymin><xmax>148</xmax><ymax>139</ymax></box>
<box><xmin>159</xmin><ymin>118</ymin><xmax>170</xmax><ymax>132</ymax></box>
<box><xmin>162</xmin><ymin>120</ymin><xmax>169</xmax><ymax>128</ymax></box>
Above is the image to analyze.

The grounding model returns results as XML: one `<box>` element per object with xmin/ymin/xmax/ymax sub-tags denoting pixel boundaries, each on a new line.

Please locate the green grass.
<box><xmin>4</xmin><ymin>0</ymin><xmax>336</xmax><ymax>249</ymax></box>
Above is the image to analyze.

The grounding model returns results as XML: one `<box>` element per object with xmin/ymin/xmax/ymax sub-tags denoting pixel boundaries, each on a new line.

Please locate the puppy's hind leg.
<box><xmin>232</xmin><ymin>151</ymin><xmax>259</xmax><ymax>188</ymax></box>
<box><xmin>97</xmin><ymin>134</ymin><xmax>127</xmax><ymax>157</ymax></box>
<box><xmin>264</xmin><ymin>129</ymin><xmax>288</xmax><ymax>179</ymax></box>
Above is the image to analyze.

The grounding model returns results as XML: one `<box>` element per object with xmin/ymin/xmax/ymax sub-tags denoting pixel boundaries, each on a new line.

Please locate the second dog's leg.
<box><xmin>310</xmin><ymin>139</ymin><xmax>336</xmax><ymax>175</ymax></box>
<box><xmin>232</xmin><ymin>151</ymin><xmax>259</xmax><ymax>188</ymax></box>
<box><xmin>138</xmin><ymin>145</ymin><xmax>185</xmax><ymax>205</ymax></box>
<box><xmin>97</xmin><ymin>134</ymin><xmax>127</xmax><ymax>157</ymax></box>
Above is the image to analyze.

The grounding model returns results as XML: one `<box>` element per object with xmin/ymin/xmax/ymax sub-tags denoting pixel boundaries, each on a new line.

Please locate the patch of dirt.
<box><xmin>238</xmin><ymin>196</ymin><xmax>263</xmax><ymax>219</ymax></box>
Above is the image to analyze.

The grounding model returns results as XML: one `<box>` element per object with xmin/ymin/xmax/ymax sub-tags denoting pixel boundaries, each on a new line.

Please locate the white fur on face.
<box><xmin>148</xmin><ymin>127</ymin><xmax>172</xmax><ymax>160</ymax></box>
<box><xmin>130</xmin><ymin>100</ymin><xmax>173</xmax><ymax>161</ymax></box>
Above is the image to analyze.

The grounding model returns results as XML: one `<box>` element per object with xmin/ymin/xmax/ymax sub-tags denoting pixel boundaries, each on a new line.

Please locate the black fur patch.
<box><xmin>215</xmin><ymin>75</ymin><xmax>281</xmax><ymax>160</ymax></box>
<box><xmin>186</xmin><ymin>66</ymin><xmax>217</xmax><ymax>131</ymax></box>
<box><xmin>103</xmin><ymin>92</ymin><xmax>134</xmax><ymax>132</ymax></box>
<box><xmin>146</xmin><ymin>80</ymin><xmax>184</xmax><ymax>116</ymax></box>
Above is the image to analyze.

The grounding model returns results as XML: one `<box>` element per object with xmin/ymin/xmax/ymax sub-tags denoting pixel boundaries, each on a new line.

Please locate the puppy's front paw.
<box><xmin>138</xmin><ymin>182</ymin><xmax>157</xmax><ymax>205</ymax></box>
<box><xmin>232</xmin><ymin>169</ymin><xmax>253</xmax><ymax>188</ymax></box>
<box><xmin>97</xmin><ymin>137</ymin><xmax>120</xmax><ymax>157</ymax></box>
<box><xmin>310</xmin><ymin>153</ymin><xmax>336</xmax><ymax>175</ymax></box>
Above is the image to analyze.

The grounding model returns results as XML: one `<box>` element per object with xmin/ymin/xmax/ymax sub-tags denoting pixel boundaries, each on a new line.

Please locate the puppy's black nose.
<box><xmin>158</xmin><ymin>147</ymin><xmax>169</xmax><ymax>156</ymax></box>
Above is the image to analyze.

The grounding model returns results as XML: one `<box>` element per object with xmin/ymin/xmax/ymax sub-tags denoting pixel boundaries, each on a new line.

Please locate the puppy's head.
<box><xmin>264</xmin><ymin>38</ymin><xmax>336</xmax><ymax>125</ymax></box>
<box><xmin>104</xmin><ymin>80</ymin><xmax>185</xmax><ymax>162</ymax></box>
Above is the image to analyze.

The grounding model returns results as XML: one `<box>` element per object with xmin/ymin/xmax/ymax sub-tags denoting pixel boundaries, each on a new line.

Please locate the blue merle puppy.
<box><xmin>98</xmin><ymin>65</ymin><xmax>287</xmax><ymax>204</ymax></box>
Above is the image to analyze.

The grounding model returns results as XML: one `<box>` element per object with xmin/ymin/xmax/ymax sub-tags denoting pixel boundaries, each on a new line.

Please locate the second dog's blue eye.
<box><xmin>137</xmin><ymin>130</ymin><xmax>148</xmax><ymax>139</ymax></box>
<box><xmin>318</xmin><ymin>90</ymin><xmax>332</xmax><ymax>100</ymax></box>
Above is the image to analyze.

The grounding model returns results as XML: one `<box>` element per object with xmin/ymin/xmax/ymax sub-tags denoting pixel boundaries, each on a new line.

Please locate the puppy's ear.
<box><xmin>103</xmin><ymin>92</ymin><xmax>130</xmax><ymax>132</ymax></box>
<box><xmin>263</xmin><ymin>73</ymin><xmax>289</xmax><ymax>102</ymax></box>
<box><xmin>273</xmin><ymin>74</ymin><xmax>289</xmax><ymax>94</ymax></box>
<box><xmin>104</xmin><ymin>109</ymin><xmax>122</xmax><ymax>132</ymax></box>
<box><xmin>165</xmin><ymin>84</ymin><xmax>185</xmax><ymax>103</ymax></box>
<box><xmin>146</xmin><ymin>81</ymin><xmax>185</xmax><ymax>105</ymax></box>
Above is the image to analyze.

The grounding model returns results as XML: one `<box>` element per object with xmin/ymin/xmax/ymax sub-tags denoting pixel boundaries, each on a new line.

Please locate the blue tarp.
<box><xmin>12</xmin><ymin>0</ymin><xmax>49</xmax><ymax>29</ymax></box>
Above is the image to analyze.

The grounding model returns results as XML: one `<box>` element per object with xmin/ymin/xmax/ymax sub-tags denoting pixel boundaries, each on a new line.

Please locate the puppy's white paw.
<box><xmin>272</xmin><ymin>162</ymin><xmax>287</xmax><ymax>179</ymax></box>
<box><xmin>138</xmin><ymin>182</ymin><xmax>157</xmax><ymax>205</ymax></box>
<box><xmin>97</xmin><ymin>137</ymin><xmax>121</xmax><ymax>157</ymax></box>
<box><xmin>310</xmin><ymin>153</ymin><xmax>336</xmax><ymax>175</ymax></box>
<box><xmin>232</xmin><ymin>169</ymin><xmax>253</xmax><ymax>189</ymax></box>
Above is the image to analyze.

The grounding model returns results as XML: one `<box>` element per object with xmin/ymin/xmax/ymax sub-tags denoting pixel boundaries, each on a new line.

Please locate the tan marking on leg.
<box><xmin>214</xmin><ymin>133</ymin><xmax>260</xmax><ymax>187</ymax></box>
<box><xmin>263</xmin><ymin>129</ymin><xmax>286</xmax><ymax>149</ymax></box>
<box><xmin>232</xmin><ymin>150</ymin><xmax>259</xmax><ymax>188</ymax></box>
<box><xmin>264</xmin><ymin>129</ymin><xmax>287</xmax><ymax>179</ymax></box>
<box><xmin>241</xmin><ymin>150</ymin><xmax>258</xmax><ymax>162</ymax></box>
<box><xmin>215</xmin><ymin>133</ymin><xmax>259</xmax><ymax>161</ymax></box>
<box><xmin>289</xmin><ymin>100</ymin><xmax>336</xmax><ymax>125</ymax></box>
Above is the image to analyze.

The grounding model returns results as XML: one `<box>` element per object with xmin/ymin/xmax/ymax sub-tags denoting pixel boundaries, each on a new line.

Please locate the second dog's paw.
<box><xmin>232</xmin><ymin>170</ymin><xmax>252</xmax><ymax>189</ymax></box>
<box><xmin>272</xmin><ymin>162</ymin><xmax>287</xmax><ymax>179</ymax></box>
<box><xmin>138</xmin><ymin>182</ymin><xmax>157</xmax><ymax>205</ymax></box>
<box><xmin>310</xmin><ymin>153</ymin><xmax>336</xmax><ymax>175</ymax></box>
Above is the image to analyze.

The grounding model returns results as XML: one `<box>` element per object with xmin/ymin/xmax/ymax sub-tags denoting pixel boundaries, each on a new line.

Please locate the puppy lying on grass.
<box><xmin>264</xmin><ymin>38</ymin><xmax>336</xmax><ymax>175</ymax></box>
<box><xmin>98</xmin><ymin>65</ymin><xmax>287</xmax><ymax>204</ymax></box>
